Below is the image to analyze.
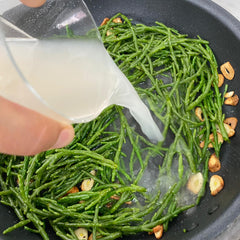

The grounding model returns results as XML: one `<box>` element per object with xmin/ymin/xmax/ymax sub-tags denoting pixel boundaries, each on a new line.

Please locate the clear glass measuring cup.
<box><xmin>0</xmin><ymin>0</ymin><xmax>162</xmax><ymax>142</ymax></box>
<box><xmin>0</xmin><ymin>0</ymin><xmax>105</xmax><ymax>123</ymax></box>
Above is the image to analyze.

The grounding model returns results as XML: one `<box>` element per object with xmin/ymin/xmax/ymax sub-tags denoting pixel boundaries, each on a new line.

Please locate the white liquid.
<box><xmin>0</xmin><ymin>38</ymin><xmax>162</xmax><ymax>142</ymax></box>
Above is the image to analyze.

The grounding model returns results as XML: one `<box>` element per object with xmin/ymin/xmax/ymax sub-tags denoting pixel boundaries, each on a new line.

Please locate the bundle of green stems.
<box><xmin>0</xmin><ymin>14</ymin><xmax>228</xmax><ymax>240</ymax></box>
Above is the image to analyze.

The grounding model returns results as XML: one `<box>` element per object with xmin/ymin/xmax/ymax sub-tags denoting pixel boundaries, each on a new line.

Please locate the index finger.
<box><xmin>20</xmin><ymin>0</ymin><xmax>46</xmax><ymax>8</ymax></box>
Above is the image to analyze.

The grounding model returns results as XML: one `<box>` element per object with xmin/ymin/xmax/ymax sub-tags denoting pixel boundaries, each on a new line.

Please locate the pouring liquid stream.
<box><xmin>1</xmin><ymin>38</ymin><xmax>163</xmax><ymax>142</ymax></box>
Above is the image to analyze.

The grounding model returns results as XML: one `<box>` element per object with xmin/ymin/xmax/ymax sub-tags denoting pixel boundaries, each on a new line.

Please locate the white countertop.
<box><xmin>211</xmin><ymin>0</ymin><xmax>240</xmax><ymax>21</ymax></box>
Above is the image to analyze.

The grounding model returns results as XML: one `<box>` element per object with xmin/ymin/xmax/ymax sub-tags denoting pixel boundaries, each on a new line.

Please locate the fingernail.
<box><xmin>50</xmin><ymin>126</ymin><xmax>74</xmax><ymax>149</ymax></box>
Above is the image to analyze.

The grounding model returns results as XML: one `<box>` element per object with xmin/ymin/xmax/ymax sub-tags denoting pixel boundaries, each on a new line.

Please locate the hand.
<box><xmin>0</xmin><ymin>0</ymin><xmax>75</xmax><ymax>156</ymax></box>
<box><xmin>20</xmin><ymin>0</ymin><xmax>46</xmax><ymax>8</ymax></box>
<box><xmin>0</xmin><ymin>97</ymin><xmax>75</xmax><ymax>156</ymax></box>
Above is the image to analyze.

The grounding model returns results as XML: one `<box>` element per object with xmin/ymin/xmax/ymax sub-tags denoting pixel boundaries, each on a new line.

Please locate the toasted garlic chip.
<box><xmin>209</xmin><ymin>175</ymin><xmax>224</xmax><ymax>196</ymax></box>
<box><xmin>199</xmin><ymin>141</ymin><xmax>205</xmax><ymax>148</ymax></box>
<box><xmin>209</xmin><ymin>133</ymin><xmax>223</xmax><ymax>148</ymax></box>
<box><xmin>100</xmin><ymin>18</ymin><xmax>110</xmax><ymax>26</ymax></box>
<box><xmin>113</xmin><ymin>17</ymin><xmax>123</xmax><ymax>23</ymax></box>
<box><xmin>106</xmin><ymin>29</ymin><xmax>113</xmax><ymax>36</ymax></box>
<box><xmin>81</xmin><ymin>178</ymin><xmax>94</xmax><ymax>191</ymax></box>
<box><xmin>200</xmin><ymin>132</ymin><xmax>223</xmax><ymax>148</ymax></box>
<box><xmin>224</xmin><ymin>91</ymin><xmax>234</xmax><ymax>98</ymax></box>
<box><xmin>218</xmin><ymin>74</ymin><xmax>224</xmax><ymax>87</ymax></box>
<box><xmin>216</xmin><ymin>122</ymin><xmax>235</xmax><ymax>138</ymax></box>
<box><xmin>224</xmin><ymin>123</ymin><xmax>235</xmax><ymax>137</ymax></box>
<box><xmin>220</xmin><ymin>61</ymin><xmax>235</xmax><ymax>80</ymax></box>
<box><xmin>110</xmin><ymin>195</ymin><xmax>132</xmax><ymax>204</ymax></box>
<box><xmin>88</xmin><ymin>233</ymin><xmax>101</xmax><ymax>240</ymax></box>
<box><xmin>195</xmin><ymin>107</ymin><xmax>204</xmax><ymax>121</ymax></box>
<box><xmin>224</xmin><ymin>95</ymin><xmax>239</xmax><ymax>106</ymax></box>
<box><xmin>208</xmin><ymin>153</ymin><xmax>221</xmax><ymax>172</ymax></box>
<box><xmin>74</xmin><ymin>228</ymin><xmax>88</xmax><ymax>240</ymax></box>
<box><xmin>88</xmin><ymin>234</ymin><xmax>93</xmax><ymax>240</ymax></box>
<box><xmin>224</xmin><ymin>117</ymin><xmax>238</xmax><ymax>130</ymax></box>
<box><xmin>67</xmin><ymin>186</ymin><xmax>79</xmax><ymax>195</ymax></box>
<box><xmin>153</xmin><ymin>225</ymin><xmax>164</xmax><ymax>239</ymax></box>
<box><xmin>187</xmin><ymin>172</ymin><xmax>203</xmax><ymax>195</ymax></box>
<box><xmin>111</xmin><ymin>195</ymin><xmax>120</xmax><ymax>200</ymax></box>
<box><xmin>80</xmin><ymin>170</ymin><xmax>96</xmax><ymax>191</ymax></box>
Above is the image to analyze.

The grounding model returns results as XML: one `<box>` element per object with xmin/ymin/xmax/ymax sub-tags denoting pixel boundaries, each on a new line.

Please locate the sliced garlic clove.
<box><xmin>208</xmin><ymin>153</ymin><xmax>221</xmax><ymax>173</ymax></box>
<box><xmin>74</xmin><ymin>228</ymin><xmax>88</xmax><ymax>240</ymax></box>
<box><xmin>187</xmin><ymin>172</ymin><xmax>203</xmax><ymax>195</ymax></box>
<box><xmin>209</xmin><ymin>175</ymin><xmax>224</xmax><ymax>196</ymax></box>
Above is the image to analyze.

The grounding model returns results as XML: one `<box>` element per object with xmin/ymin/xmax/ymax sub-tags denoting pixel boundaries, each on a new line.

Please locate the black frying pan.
<box><xmin>0</xmin><ymin>0</ymin><xmax>240</xmax><ymax>240</ymax></box>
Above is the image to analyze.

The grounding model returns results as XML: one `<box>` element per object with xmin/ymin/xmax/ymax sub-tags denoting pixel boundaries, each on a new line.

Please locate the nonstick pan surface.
<box><xmin>0</xmin><ymin>0</ymin><xmax>240</xmax><ymax>240</ymax></box>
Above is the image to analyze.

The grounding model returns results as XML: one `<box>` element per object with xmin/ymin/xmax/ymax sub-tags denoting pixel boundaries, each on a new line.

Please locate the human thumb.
<box><xmin>0</xmin><ymin>97</ymin><xmax>75</xmax><ymax>156</ymax></box>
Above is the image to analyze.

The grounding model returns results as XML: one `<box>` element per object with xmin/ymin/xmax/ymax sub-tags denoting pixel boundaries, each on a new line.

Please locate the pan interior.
<box><xmin>0</xmin><ymin>1</ymin><xmax>240</xmax><ymax>240</ymax></box>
